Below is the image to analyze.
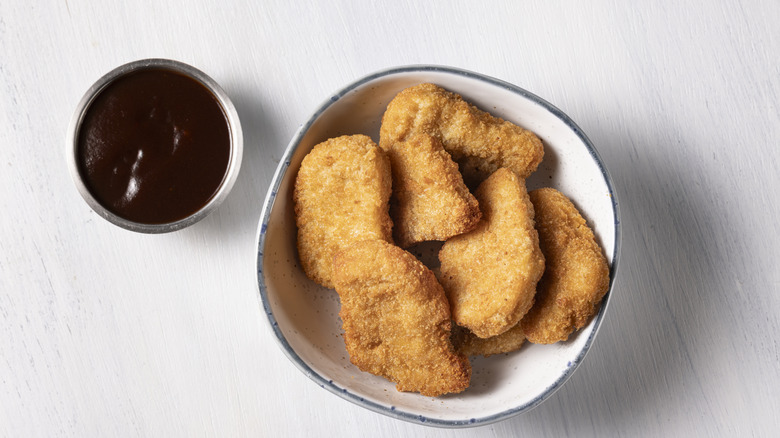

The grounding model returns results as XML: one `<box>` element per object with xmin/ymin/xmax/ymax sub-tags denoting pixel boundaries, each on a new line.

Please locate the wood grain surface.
<box><xmin>1</xmin><ymin>1</ymin><xmax>778</xmax><ymax>436</ymax></box>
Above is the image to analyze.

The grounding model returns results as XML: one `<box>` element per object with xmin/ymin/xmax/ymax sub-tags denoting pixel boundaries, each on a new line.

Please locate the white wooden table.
<box><xmin>2</xmin><ymin>1</ymin><xmax>778</xmax><ymax>436</ymax></box>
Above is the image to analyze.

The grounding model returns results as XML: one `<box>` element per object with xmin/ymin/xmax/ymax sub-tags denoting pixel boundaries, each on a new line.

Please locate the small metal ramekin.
<box><xmin>66</xmin><ymin>58</ymin><xmax>243</xmax><ymax>233</ymax></box>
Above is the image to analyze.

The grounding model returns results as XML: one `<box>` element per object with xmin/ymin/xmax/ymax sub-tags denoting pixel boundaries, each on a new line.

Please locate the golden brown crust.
<box><xmin>333</xmin><ymin>240</ymin><xmax>471</xmax><ymax>397</ymax></box>
<box><xmin>438</xmin><ymin>168</ymin><xmax>546</xmax><ymax>338</ymax></box>
<box><xmin>520</xmin><ymin>188</ymin><xmax>610</xmax><ymax>344</ymax></box>
<box><xmin>379</xmin><ymin>83</ymin><xmax>544</xmax><ymax>187</ymax></box>
<box><xmin>386</xmin><ymin>133</ymin><xmax>481</xmax><ymax>247</ymax></box>
<box><xmin>293</xmin><ymin>135</ymin><xmax>393</xmax><ymax>289</ymax></box>
<box><xmin>451</xmin><ymin>323</ymin><xmax>525</xmax><ymax>357</ymax></box>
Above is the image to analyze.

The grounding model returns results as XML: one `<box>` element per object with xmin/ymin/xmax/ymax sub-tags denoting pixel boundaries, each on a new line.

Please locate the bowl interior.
<box><xmin>257</xmin><ymin>67</ymin><xmax>618</xmax><ymax>426</ymax></box>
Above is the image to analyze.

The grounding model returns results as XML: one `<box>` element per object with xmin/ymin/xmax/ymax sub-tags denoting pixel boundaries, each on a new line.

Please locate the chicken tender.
<box><xmin>521</xmin><ymin>188</ymin><xmax>610</xmax><ymax>344</ymax></box>
<box><xmin>439</xmin><ymin>168</ymin><xmax>545</xmax><ymax>338</ymax></box>
<box><xmin>451</xmin><ymin>323</ymin><xmax>525</xmax><ymax>357</ymax></box>
<box><xmin>386</xmin><ymin>133</ymin><xmax>481</xmax><ymax>247</ymax></box>
<box><xmin>333</xmin><ymin>239</ymin><xmax>471</xmax><ymax>397</ymax></box>
<box><xmin>379</xmin><ymin>83</ymin><xmax>544</xmax><ymax>187</ymax></box>
<box><xmin>293</xmin><ymin>135</ymin><xmax>393</xmax><ymax>289</ymax></box>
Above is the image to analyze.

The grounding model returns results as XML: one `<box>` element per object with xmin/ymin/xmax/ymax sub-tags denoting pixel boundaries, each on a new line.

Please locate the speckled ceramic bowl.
<box><xmin>255</xmin><ymin>65</ymin><xmax>620</xmax><ymax>427</ymax></box>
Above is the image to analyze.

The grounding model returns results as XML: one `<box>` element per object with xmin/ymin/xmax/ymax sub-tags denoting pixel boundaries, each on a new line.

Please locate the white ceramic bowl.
<box><xmin>255</xmin><ymin>66</ymin><xmax>620</xmax><ymax>427</ymax></box>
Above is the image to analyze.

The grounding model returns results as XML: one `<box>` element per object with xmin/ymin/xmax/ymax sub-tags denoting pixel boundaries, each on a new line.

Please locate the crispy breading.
<box><xmin>333</xmin><ymin>239</ymin><xmax>471</xmax><ymax>397</ymax></box>
<box><xmin>451</xmin><ymin>323</ymin><xmax>525</xmax><ymax>357</ymax></box>
<box><xmin>386</xmin><ymin>133</ymin><xmax>481</xmax><ymax>247</ymax></box>
<box><xmin>438</xmin><ymin>168</ymin><xmax>545</xmax><ymax>338</ymax></box>
<box><xmin>293</xmin><ymin>135</ymin><xmax>393</xmax><ymax>289</ymax></box>
<box><xmin>521</xmin><ymin>188</ymin><xmax>610</xmax><ymax>344</ymax></box>
<box><xmin>379</xmin><ymin>83</ymin><xmax>544</xmax><ymax>187</ymax></box>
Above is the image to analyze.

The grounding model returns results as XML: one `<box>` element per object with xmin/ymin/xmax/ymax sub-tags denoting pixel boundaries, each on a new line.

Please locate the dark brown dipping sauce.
<box><xmin>78</xmin><ymin>68</ymin><xmax>231</xmax><ymax>224</ymax></box>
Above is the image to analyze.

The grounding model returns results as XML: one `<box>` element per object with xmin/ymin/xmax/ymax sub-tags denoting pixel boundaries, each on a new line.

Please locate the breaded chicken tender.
<box><xmin>521</xmin><ymin>188</ymin><xmax>610</xmax><ymax>344</ymax></box>
<box><xmin>333</xmin><ymin>239</ymin><xmax>471</xmax><ymax>397</ymax></box>
<box><xmin>439</xmin><ymin>168</ymin><xmax>546</xmax><ymax>338</ymax></box>
<box><xmin>386</xmin><ymin>133</ymin><xmax>481</xmax><ymax>247</ymax></box>
<box><xmin>451</xmin><ymin>323</ymin><xmax>525</xmax><ymax>357</ymax></box>
<box><xmin>379</xmin><ymin>83</ymin><xmax>544</xmax><ymax>187</ymax></box>
<box><xmin>293</xmin><ymin>135</ymin><xmax>393</xmax><ymax>289</ymax></box>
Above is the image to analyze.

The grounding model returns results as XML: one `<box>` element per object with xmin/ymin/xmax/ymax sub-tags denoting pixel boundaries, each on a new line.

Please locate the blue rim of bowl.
<box><xmin>254</xmin><ymin>65</ymin><xmax>621</xmax><ymax>428</ymax></box>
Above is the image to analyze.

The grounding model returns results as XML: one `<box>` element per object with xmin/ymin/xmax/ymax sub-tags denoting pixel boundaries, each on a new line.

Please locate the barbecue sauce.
<box><xmin>77</xmin><ymin>68</ymin><xmax>231</xmax><ymax>224</ymax></box>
